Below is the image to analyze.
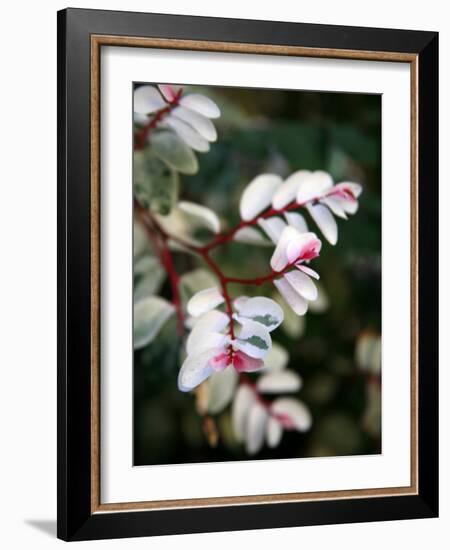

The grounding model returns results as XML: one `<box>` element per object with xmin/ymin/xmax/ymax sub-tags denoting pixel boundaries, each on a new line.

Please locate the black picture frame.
<box><xmin>57</xmin><ymin>7</ymin><xmax>438</xmax><ymax>541</ymax></box>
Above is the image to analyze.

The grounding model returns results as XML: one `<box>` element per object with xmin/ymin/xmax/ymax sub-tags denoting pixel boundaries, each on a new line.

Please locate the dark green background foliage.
<box><xmin>134</xmin><ymin>85</ymin><xmax>381</xmax><ymax>466</ymax></box>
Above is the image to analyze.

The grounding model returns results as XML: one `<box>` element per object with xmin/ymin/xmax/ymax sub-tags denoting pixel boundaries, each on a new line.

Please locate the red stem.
<box><xmin>134</xmin><ymin>201</ymin><xmax>185</xmax><ymax>334</ymax></box>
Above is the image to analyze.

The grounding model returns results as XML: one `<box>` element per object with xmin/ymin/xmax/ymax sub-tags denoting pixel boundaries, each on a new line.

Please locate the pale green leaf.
<box><xmin>134</xmin><ymin>150</ymin><xmax>179</xmax><ymax>215</ymax></box>
<box><xmin>134</xmin><ymin>254</ymin><xmax>165</xmax><ymax>302</ymax></box>
<box><xmin>207</xmin><ymin>367</ymin><xmax>238</xmax><ymax>415</ymax></box>
<box><xmin>179</xmin><ymin>269</ymin><xmax>219</xmax><ymax>306</ymax></box>
<box><xmin>134</xmin><ymin>296</ymin><xmax>175</xmax><ymax>349</ymax></box>
<box><xmin>151</xmin><ymin>130</ymin><xmax>198</xmax><ymax>174</ymax></box>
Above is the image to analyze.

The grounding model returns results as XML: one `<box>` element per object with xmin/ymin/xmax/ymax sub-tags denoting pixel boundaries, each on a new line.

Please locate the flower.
<box><xmin>133</xmin><ymin>84</ymin><xmax>221</xmax><ymax>152</ymax></box>
<box><xmin>231</xmin><ymin>348</ymin><xmax>311</xmax><ymax>454</ymax></box>
<box><xmin>178</xmin><ymin>293</ymin><xmax>284</xmax><ymax>392</ymax></box>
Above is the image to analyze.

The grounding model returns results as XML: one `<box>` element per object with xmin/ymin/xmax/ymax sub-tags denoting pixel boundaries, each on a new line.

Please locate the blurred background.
<box><xmin>134</xmin><ymin>85</ymin><xmax>381</xmax><ymax>466</ymax></box>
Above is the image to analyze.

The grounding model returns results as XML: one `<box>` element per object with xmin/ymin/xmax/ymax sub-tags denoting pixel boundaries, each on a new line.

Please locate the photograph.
<box><xmin>132</xmin><ymin>82</ymin><xmax>382</xmax><ymax>466</ymax></box>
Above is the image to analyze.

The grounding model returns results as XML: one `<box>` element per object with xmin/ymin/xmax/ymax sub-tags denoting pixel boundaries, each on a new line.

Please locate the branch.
<box><xmin>134</xmin><ymin>201</ymin><xmax>185</xmax><ymax>334</ymax></box>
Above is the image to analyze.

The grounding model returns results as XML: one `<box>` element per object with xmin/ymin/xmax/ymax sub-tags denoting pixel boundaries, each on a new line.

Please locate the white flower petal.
<box><xmin>234</xmin><ymin>319</ymin><xmax>272</xmax><ymax>359</ymax></box>
<box><xmin>178</xmin><ymin>201</ymin><xmax>221</xmax><ymax>234</ymax></box>
<box><xmin>240</xmin><ymin>174</ymin><xmax>283</xmax><ymax>222</ymax></box>
<box><xmin>306</xmin><ymin>203</ymin><xmax>338</xmax><ymax>245</ymax></box>
<box><xmin>266</xmin><ymin>417</ymin><xmax>283</xmax><ymax>448</ymax></box>
<box><xmin>272</xmin><ymin>170</ymin><xmax>311</xmax><ymax>209</ymax></box>
<box><xmin>207</xmin><ymin>366</ymin><xmax>238</xmax><ymax>414</ymax></box>
<box><xmin>245</xmin><ymin>402</ymin><xmax>269</xmax><ymax>455</ymax></box>
<box><xmin>257</xmin><ymin>216</ymin><xmax>287</xmax><ymax>243</ymax></box>
<box><xmin>232</xmin><ymin>385</ymin><xmax>256</xmax><ymax>442</ymax></box>
<box><xmin>296</xmin><ymin>264</ymin><xmax>320</xmax><ymax>280</ymax></box>
<box><xmin>262</xmin><ymin>342</ymin><xmax>289</xmax><ymax>372</ymax></box>
<box><xmin>270</xmin><ymin>226</ymin><xmax>300</xmax><ymax>272</ymax></box>
<box><xmin>158</xmin><ymin>84</ymin><xmax>182</xmax><ymax>102</ymax></box>
<box><xmin>296</xmin><ymin>170</ymin><xmax>334</xmax><ymax>204</ymax></box>
<box><xmin>165</xmin><ymin>116</ymin><xmax>210</xmax><ymax>152</ymax></box>
<box><xmin>257</xmin><ymin>370</ymin><xmax>302</xmax><ymax>394</ymax></box>
<box><xmin>271</xmin><ymin>398</ymin><xmax>312</xmax><ymax>432</ymax></box>
<box><xmin>187</xmin><ymin>287</ymin><xmax>224</xmax><ymax>317</ymax></box>
<box><xmin>134</xmin><ymin>85</ymin><xmax>166</xmax><ymax>114</ymax></box>
<box><xmin>285</xmin><ymin>231</ymin><xmax>322</xmax><ymax>264</ymax></box>
<box><xmin>177</xmin><ymin>349</ymin><xmax>216</xmax><ymax>392</ymax></box>
<box><xmin>179</xmin><ymin>93</ymin><xmax>221</xmax><ymax>119</ymax></box>
<box><xmin>284</xmin><ymin>270</ymin><xmax>318</xmax><ymax>301</ymax></box>
<box><xmin>234</xmin><ymin>296</ymin><xmax>283</xmax><ymax>332</ymax></box>
<box><xmin>284</xmin><ymin>211</ymin><xmax>308</xmax><ymax>233</ymax></box>
<box><xmin>274</xmin><ymin>277</ymin><xmax>308</xmax><ymax>316</ymax></box>
<box><xmin>233</xmin><ymin>226</ymin><xmax>271</xmax><ymax>246</ymax></box>
<box><xmin>172</xmin><ymin>105</ymin><xmax>217</xmax><ymax>142</ymax></box>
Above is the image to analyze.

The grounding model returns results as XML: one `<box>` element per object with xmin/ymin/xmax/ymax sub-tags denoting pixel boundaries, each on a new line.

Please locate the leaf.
<box><xmin>233</xmin><ymin>226</ymin><xmax>271</xmax><ymax>246</ymax></box>
<box><xmin>257</xmin><ymin>370</ymin><xmax>302</xmax><ymax>394</ymax></box>
<box><xmin>306</xmin><ymin>203</ymin><xmax>338</xmax><ymax>245</ymax></box>
<box><xmin>262</xmin><ymin>342</ymin><xmax>289</xmax><ymax>372</ymax></box>
<box><xmin>257</xmin><ymin>216</ymin><xmax>287</xmax><ymax>244</ymax></box>
<box><xmin>271</xmin><ymin>398</ymin><xmax>312</xmax><ymax>432</ymax></box>
<box><xmin>245</xmin><ymin>402</ymin><xmax>268</xmax><ymax>455</ymax></box>
<box><xmin>232</xmin><ymin>385</ymin><xmax>255</xmax><ymax>442</ymax></box>
<box><xmin>133</xmin><ymin>254</ymin><xmax>165</xmax><ymax>302</ymax></box>
<box><xmin>179</xmin><ymin>93</ymin><xmax>221</xmax><ymax>119</ymax></box>
<box><xmin>186</xmin><ymin>287</ymin><xmax>224</xmax><ymax>317</ymax></box>
<box><xmin>134</xmin><ymin>296</ymin><xmax>175</xmax><ymax>349</ymax></box>
<box><xmin>207</xmin><ymin>367</ymin><xmax>238</xmax><ymax>415</ymax></box>
<box><xmin>266</xmin><ymin>417</ymin><xmax>283</xmax><ymax>448</ymax></box>
<box><xmin>151</xmin><ymin>130</ymin><xmax>199</xmax><ymax>174</ymax></box>
<box><xmin>177</xmin><ymin>349</ymin><xmax>216</xmax><ymax>392</ymax></box>
<box><xmin>155</xmin><ymin>202</ymin><xmax>220</xmax><ymax>248</ymax></box>
<box><xmin>272</xmin><ymin>170</ymin><xmax>311</xmax><ymax>209</ymax></box>
<box><xmin>133</xmin><ymin>220</ymin><xmax>148</xmax><ymax>258</ymax></box>
<box><xmin>165</xmin><ymin>116</ymin><xmax>210</xmax><ymax>153</ymax></box>
<box><xmin>179</xmin><ymin>269</ymin><xmax>219</xmax><ymax>305</ymax></box>
<box><xmin>239</xmin><ymin>174</ymin><xmax>282</xmax><ymax>221</ymax></box>
<box><xmin>284</xmin><ymin>270</ymin><xmax>318</xmax><ymax>301</ymax></box>
<box><xmin>234</xmin><ymin>296</ymin><xmax>283</xmax><ymax>332</ymax></box>
<box><xmin>273</xmin><ymin>277</ymin><xmax>308</xmax><ymax>316</ymax></box>
<box><xmin>177</xmin><ymin>201</ymin><xmax>220</xmax><ymax>233</ymax></box>
<box><xmin>134</xmin><ymin>85</ymin><xmax>166</xmax><ymax>114</ymax></box>
<box><xmin>172</xmin><ymin>106</ymin><xmax>217</xmax><ymax>141</ymax></box>
<box><xmin>234</xmin><ymin>319</ymin><xmax>272</xmax><ymax>359</ymax></box>
<box><xmin>276</xmin><ymin>295</ymin><xmax>305</xmax><ymax>338</ymax></box>
<box><xmin>134</xmin><ymin>150</ymin><xmax>179</xmax><ymax>215</ymax></box>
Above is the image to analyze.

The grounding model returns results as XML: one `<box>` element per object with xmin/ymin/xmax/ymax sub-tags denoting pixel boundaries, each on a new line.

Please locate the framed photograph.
<box><xmin>57</xmin><ymin>8</ymin><xmax>438</xmax><ymax>541</ymax></box>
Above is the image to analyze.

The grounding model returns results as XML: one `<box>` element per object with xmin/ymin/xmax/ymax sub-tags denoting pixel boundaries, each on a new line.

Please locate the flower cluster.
<box><xmin>134</xmin><ymin>84</ymin><xmax>220</xmax><ymax>152</ymax></box>
<box><xmin>178</xmin><ymin>295</ymin><xmax>283</xmax><ymax>392</ymax></box>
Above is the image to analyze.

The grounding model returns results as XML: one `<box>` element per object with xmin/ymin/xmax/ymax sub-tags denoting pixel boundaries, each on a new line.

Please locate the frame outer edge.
<box><xmin>57</xmin><ymin>8</ymin><xmax>439</xmax><ymax>540</ymax></box>
<box><xmin>417</xmin><ymin>32</ymin><xmax>439</xmax><ymax>516</ymax></box>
